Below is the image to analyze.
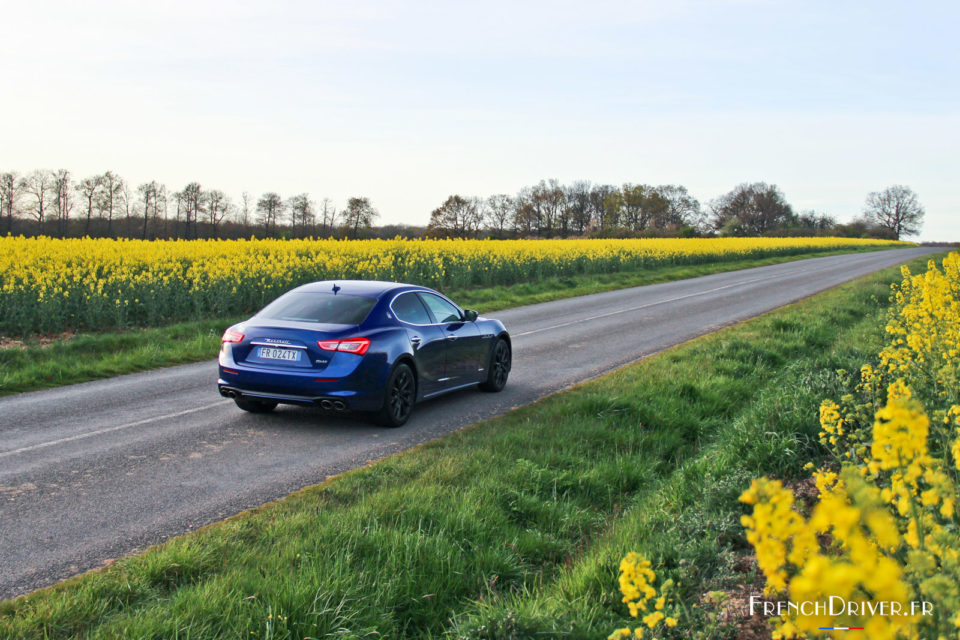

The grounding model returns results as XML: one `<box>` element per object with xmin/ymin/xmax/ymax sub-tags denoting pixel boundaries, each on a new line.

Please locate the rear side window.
<box><xmin>256</xmin><ymin>292</ymin><xmax>376</xmax><ymax>325</ymax></box>
<box><xmin>419</xmin><ymin>293</ymin><xmax>462</xmax><ymax>323</ymax></box>
<box><xmin>392</xmin><ymin>292</ymin><xmax>432</xmax><ymax>324</ymax></box>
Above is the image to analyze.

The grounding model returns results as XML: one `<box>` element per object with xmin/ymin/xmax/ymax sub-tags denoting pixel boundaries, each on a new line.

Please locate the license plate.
<box><xmin>259</xmin><ymin>347</ymin><xmax>299</xmax><ymax>361</ymax></box>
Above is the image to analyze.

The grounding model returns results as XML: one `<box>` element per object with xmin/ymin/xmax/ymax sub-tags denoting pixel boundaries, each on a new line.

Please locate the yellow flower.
<box><xmin>0</xmin><ymin>236</ymin><xmax>904</xmax><ymax>337</ymax></box>
<box><xmin>642</xmin><ymin>611</ymin><xmax>664</xmax><ymax>628</ymax></box>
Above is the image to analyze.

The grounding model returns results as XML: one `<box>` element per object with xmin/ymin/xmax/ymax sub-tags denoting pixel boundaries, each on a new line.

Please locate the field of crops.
<box><xmin>0</xmin><ymin>236</ymin><xmax>904</xmax><ymax>335</ymax></box>
<box><xmin>611</xmin><ymin>255</ymin><xmax>960</xmax><ymax>639</ymax></box>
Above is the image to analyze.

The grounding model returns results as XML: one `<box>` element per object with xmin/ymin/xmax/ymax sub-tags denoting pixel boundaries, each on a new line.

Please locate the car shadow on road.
<box><xmin>239</xmin><ymin>404</ymin><xmax>379</xmax><ymax>433</ymax></box>
<box><xmin>226</xmin><ymin>380</ymin><xmax>535</xmax><ymax>437</ymax></box>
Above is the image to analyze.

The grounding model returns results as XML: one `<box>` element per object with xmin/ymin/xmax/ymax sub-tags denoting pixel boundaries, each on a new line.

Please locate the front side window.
<box><xmin>256</xmin><ymin>292</ymin><xmax>376</xmax><ymax>325</ymax></box>
<box><xmin>418</xmin><ymin>293</ymin><xmax>462</xmax><ymax>323</ymax></box>
<box><xmin>391</xmin><ymin>292</ymin><xmax>432</xmax><ymax>324</ymax></box>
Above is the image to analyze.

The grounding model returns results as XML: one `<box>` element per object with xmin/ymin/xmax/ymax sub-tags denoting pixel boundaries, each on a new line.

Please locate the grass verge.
<box><xmin>0</xmin><ymin>252</ymin><xmax>944</xmax><ymax>639</ymax></box>
<box><xmin>0</xmin><ymin>247</ymin><xmax>893</xmax><ymax>396</ymax></box>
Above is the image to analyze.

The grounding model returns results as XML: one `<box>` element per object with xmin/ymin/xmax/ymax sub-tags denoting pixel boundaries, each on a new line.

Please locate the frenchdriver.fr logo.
<box><xmin>748</xmin><ymin>595</ymin><xmax>934</xmax><ymax>630</ymax></box>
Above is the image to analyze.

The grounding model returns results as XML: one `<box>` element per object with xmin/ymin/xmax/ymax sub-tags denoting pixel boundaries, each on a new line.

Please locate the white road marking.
<box><xmin>0</xmin><ymin>401</ymin><xmax>228</xmax><ymax>459</ymax></box>
<box><xmin>513</xmin><ymin>256</ymin><xmax>853</xmax><ymax>339</ymax></box>
<box><xmin>0</xmin><ymin>253</ymin><xmax>886</xmax><ymax>459</ymax></box>
<box><xmin>513</xmin><ymin>273</ymin><xmax>776</xmax><ymax>337</ymax></box>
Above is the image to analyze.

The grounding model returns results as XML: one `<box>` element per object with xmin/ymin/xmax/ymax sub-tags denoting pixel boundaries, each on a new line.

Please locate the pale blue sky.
<box><xmin>2</xmin><ymin>1</ymin><xmax>957</xmax><ymax>239</ymax></box>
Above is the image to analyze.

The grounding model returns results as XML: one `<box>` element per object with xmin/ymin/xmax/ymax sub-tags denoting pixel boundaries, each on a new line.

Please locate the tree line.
<box><xmin>427</xmin><ymin>180</ymin><xmax>923</xmax><ymax>241</ymax></box>
<box><xmin>0</xmin><ymin>169</ymin><xmax>382</xmax><ymax>240</ymax></box>
<box><xmin>0</xmin><ymin>169</ymin><xmax>925</xmax><ymax>241</ymax></box>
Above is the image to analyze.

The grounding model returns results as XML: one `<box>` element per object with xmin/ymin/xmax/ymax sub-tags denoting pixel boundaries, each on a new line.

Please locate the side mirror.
<box><xmin>463</xmin><ymin>309</ymin><xmax>479</xmax><ymax>322</ymax></box>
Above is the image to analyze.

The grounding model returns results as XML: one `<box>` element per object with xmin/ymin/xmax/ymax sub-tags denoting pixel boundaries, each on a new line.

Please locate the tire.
<box><xmin>479</xmin><ymin>338</ymin><xmax>511</xmax><ymax>392</ymax></box>
<box><xmin>376</xmin><ymin>362</ymin><xmax>416</xmax><ymax>427</ymax></box>
<box><xmin>234</xmin><ymin>396</ymin><xmax>278</xmax><ymax>413</ymax></box>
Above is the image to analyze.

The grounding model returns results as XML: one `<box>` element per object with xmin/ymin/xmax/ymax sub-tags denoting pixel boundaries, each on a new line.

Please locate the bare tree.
<box><xmin>512</xmin><ymin>188</ymin><xmax>538</xmax><ymax>236</ymax></box>
<box><xmin>51</xmin><ymin>169</ymin><xmax>73</xmax><ymax>237</ymax></box>
<box><xmin>239</xmin><ymin>191</ymin><xmax>252</xmax><ymax>227</ymax></box>
<box><xmin>287</xmin><ymin>193</ymin><xmax>316</xmax><ymax>237</ymax></box>
<box><xmin>158</xmin><ymin>184</ymin><xmax>169</xmax><ymax>238</ymax></box>
<box><xmin>514</xmin><ymin>202</ymin><xmax>536</xmax><ymax>236</ymax></box>
<box><xmin>181</xmin><ymin>182</ymin><xmax>203</xmax><ymax>238</ymax></box>
<box><xmin>863</xmin><ymin>185</ymin><xmax>924</xmax><ymax>240</ymax></box>
<box><xmin>99</xmin><ymin>171</ymin><xmax>124</xmax><ymax>236</ymax></box>
<box><xmin>484</xmin><ymin>194</ymin><xmax>514</xmax><ymax>238</ymax></box>
<box><xmin>589</xmin><ymin>184</ymin><xmax>617</xmax><ymax>230</ymax></box>
<box><xmin>642</xmin><ymin>187</ymin><xmax>671</xmax><ymax>232</ymax></box>
<box><xmin>601</xmin><ymin>183</ymin><xmax>667</xmax><ymax>233</ymax></box>
<box><xmin>319</xmin><ymin>198</ymin><xmax>337</xmax><ymax>236</ymax></box>
<box><xmin>618</xmin><ymin>184</ymin><xmax>647</xmax><ymax>231</ymax></box>
<box><xmin>656</xmin><ymin>184</ymin><xmax>703</xmax><ymax>231</ymax></box>
<box><xmin>341</xmin><ymin>197</ymin><xmax>378</xmax><ymax>239</ymax></box>
<box><xmin>206</xmin><ymin>189</ymin><xmax>229</xmax><ymax>238</ymax></box>
<box><xmin>710</xmin><ymin>182</ymin><xmax>794</xmax><ymax>236</ymax></box>
<box><xmin>544</xmin><ymin>179</ymin><xmax>567</xmax><ymax>236</ymax></box>
<box><xmin>76</xmin><ymin>174</ymin><xmax>104</xmax><ymax>236</ymax></box>
<box><xmin>600</xmin><ymin>188</ymin><xmax>624</xmax><ymax>229</ymax></box>
<box><xmin>527</xmin><ymin>180</ymin><xmax>565</xmax><ymax>236</ymax></box>
<box><xmin>137</xmin><ymin>181</ymin><xmax>158</xmax><ymax>239</ymax></box>
<box><xmin>256</xmin><ymin>192</ymin><xmax>284</xmax><ymax>236</ymax></box>
<box><xmin>121</xmin><ymin>182</ymin><xmax>134</xmax><ymax>233</ymax></box>
<box><xmin>0</xmin><ymin>172</ymin><xmax>23</xmax><ymax>234</ymax></box>
<box><xmin>20</xmin><ymin>170</ymin><xmax>52</xmax><ymax>235</ymax></box>
<box><xmin>171</xmin><ymin>189</ymin><xmax>184</xmax><ymax>237</ymax></box>
<box><xmin>427</xmin><ymin>195</ymin><xmax>483</xmax><ymax>237</ymax></box>
<box><xmin>564</xmin><ymin>182</ymin><xmax>592</xmax><ymax>236</ymax></box>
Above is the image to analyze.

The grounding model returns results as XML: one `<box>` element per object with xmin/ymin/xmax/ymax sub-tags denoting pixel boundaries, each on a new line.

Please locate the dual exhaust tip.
<box><xmin>220</xmin><ymin>388</ymin><xmax>347</xmax><ymax>411</ymax></box>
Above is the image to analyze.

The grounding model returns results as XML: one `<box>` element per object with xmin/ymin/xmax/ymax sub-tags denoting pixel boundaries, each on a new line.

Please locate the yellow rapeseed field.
<box><xmin>739</xmin><ymin>255</ymin><xmax>960</xmax><ymax>639</ymax></box>
<box><xmin>613</xmin><ymin>254</ymin><xmax>960</xmax><ymax>640</ymax></box>
<box><xmin>0</xmin><ymin>236</ymin><xmax>903</xmax><ymax>335</ymax></box>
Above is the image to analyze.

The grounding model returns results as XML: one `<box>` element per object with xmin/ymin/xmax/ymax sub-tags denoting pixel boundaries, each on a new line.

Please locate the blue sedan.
<box><xmin>217</xmin><ymin>280</ymin><xmax>511</xmax><ymax>426</ymax></box>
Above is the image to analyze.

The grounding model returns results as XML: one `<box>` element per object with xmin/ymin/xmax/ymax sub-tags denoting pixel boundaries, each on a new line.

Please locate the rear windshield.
<box><xmin>256</xmin><ymin>292</ymin><xmax>376</xmax><ymax>325</ymax></box>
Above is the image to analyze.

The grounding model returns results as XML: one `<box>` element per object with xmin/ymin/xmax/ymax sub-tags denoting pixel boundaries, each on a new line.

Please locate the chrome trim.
<box><xmin>387</xmin><ymin>289</ymin><xmax>465</xmax><ymax>328</ymax></box>
<box><xmin>219</xmin><ymin>386</ymin><xmax>335</xmax><ymax>403</ymax></box>
<box><xmin>250</xmin><ymin>341</ymin><xmax>308</xmax><ymax>349</ymax></box>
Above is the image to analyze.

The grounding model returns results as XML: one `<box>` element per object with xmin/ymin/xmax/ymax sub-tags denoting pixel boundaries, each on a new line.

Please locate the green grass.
<box><xmin>1</xmin><ymin>252</ymin><xmax>942</xmax><ymax>640</ymax></box>
<box><xmin>0</xmin><ymin>317</ymin><xmax>245</xmax><ymax>395</ymax></box>
<box><xmin>0</xmin><ymin>247</ymin><xmax>895</xmax><ymax>396</ymax></box>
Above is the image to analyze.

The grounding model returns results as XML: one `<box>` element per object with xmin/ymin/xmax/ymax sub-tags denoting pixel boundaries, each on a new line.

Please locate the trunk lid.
<box><xmin>235</xmin><ymin>321</ymin><xmax>358</xmax><ymax>370</ymax></box>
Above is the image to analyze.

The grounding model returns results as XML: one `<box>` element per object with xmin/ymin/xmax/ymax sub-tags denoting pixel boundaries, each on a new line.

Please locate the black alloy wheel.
<box><xmin>377</xmin><ymin>363</ymin><xmax>415</xmax><ymax>427</ymax></box>
<box><xmin>480</xmin><ymin>338</ymin><xmax>511</xmax><ymax>392</ymax></box>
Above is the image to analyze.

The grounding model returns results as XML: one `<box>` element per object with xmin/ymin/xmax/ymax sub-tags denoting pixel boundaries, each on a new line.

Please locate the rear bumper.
<box><xmin>217</xmin><ymin>377</ymin><xmax>384</xmax><ymax>412</ymax></box>
<box><xmin>217</xmin><ymin>384</ymin><xmax>356</xmax><ymax>411</ymax></box>
<box><xmin>218</xmin><ymin>344</ymin><xmax>388</xmax><ymax>412</ymax></box>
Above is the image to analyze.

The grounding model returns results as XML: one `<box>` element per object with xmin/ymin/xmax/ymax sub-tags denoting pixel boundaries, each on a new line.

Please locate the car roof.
<box><xmin>293</xmin><ymin>280</ymin><xmax>426</xmax><ymax>297</ymax></box>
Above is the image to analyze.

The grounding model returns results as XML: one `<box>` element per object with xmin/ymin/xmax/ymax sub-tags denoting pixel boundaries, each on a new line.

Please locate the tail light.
<box><xmin>318</xmin><ymin>337</ymin><xmax>370</xmax><ymax>356</ymax></box>
<box><xmin>338</xmin><ymin>338</ymin><xmax>371</xmax><ymax>354</ymax></box>
<box><xmin>222</xmin><ymin>328</ymin><xmax>244</xmax><ymax>343</ymax></box>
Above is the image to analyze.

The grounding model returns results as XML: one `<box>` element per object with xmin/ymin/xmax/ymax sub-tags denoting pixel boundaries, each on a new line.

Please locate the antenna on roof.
<box><xmin>332</xmin><ymin>283</ymin><xmax>341</xmax><ymax>294</ymax></box>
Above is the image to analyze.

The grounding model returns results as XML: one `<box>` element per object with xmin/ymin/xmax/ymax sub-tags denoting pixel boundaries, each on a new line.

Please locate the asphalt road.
<box><xmin>0</xmin><ymin>247</ymin><xmax>939</xmax><ymax>599</ymax></box>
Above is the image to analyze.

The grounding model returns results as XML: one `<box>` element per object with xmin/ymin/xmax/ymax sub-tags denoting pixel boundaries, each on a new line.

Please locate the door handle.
<box><xmin>447</xmin><ymin>335</ymin><xmax>458</xmax><ymax>341</ymax></box>
<box><xmin>410</xmin><ymin>336</ymin><xmax>422</xmax><ymax>347</ymax></box>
